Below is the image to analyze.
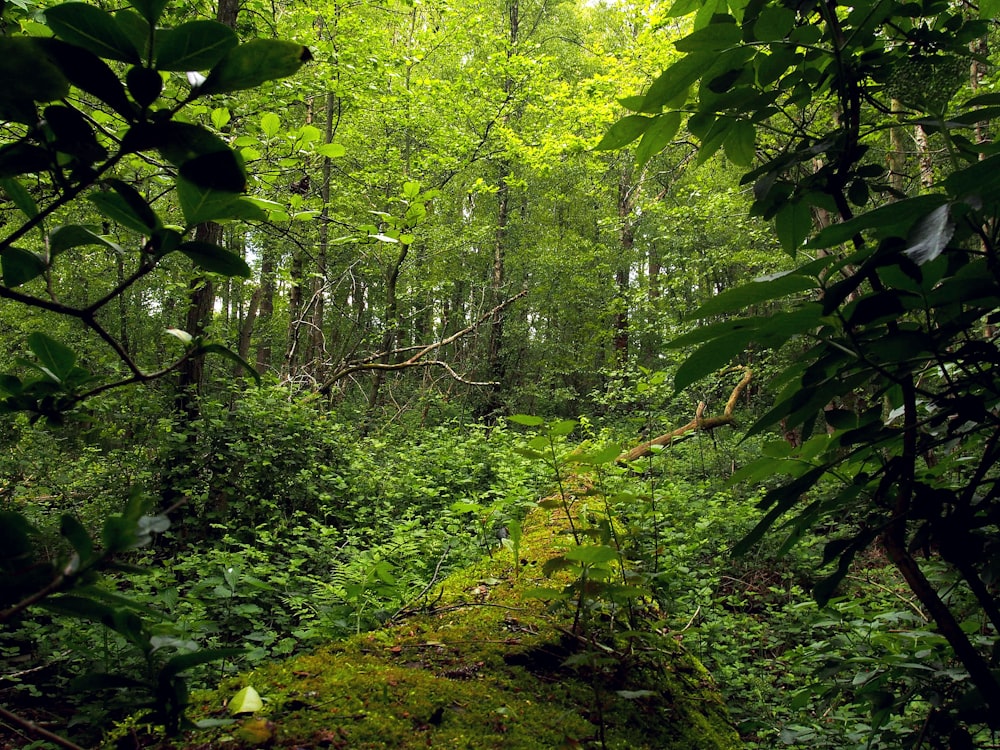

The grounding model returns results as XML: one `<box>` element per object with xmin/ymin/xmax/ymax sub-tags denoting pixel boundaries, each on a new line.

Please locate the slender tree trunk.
<box><xmin>175</xmin><ymin>221</ymin><xmax>220</xmax><ymax>415</ymax></box>
<box><xmin>367</xmin><ymin>241</ymin><xmax>410</xmax><ymax>418</ymax></box>
<box><xmin>889</xmin><ymin>99</ymin><xmax>907</xmax><ymax>197</ymax></box>
<box><xmin>308</xmin><ymin>90</ymin><xmax>338</xmax><ymax>373</ymax></box>
<box><xmin>172</xmin><ymin>0</ymin><xmax>238</xmax><ymax>414</ymax></box>
<box><xmin>255</xmin><ymin>246</ymin><xmax>275</xmax><ymax>372</ymax></box>
<box><xmin>614</xmin><ymin>159</ymin><xmax>634</xmax><ymax>365</ymax></box>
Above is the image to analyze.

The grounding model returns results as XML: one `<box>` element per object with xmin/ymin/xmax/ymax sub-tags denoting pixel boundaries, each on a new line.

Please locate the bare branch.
<box><xmin>618</xmin><ymin>366</ymin><xmax>752</xmax><ymax>464</ymax></box>
<box><xmin>314</xmin><ymin>290</ymin><xmax>527</xmax><ymax>395</ymax></box>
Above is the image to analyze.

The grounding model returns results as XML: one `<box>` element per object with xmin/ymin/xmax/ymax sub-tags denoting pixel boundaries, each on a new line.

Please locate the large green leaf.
<box><xmin>635</xmin><ymin>112</ymin><xmax>681</xmax><ymax>167</ymax></box>
<box><xmin>28</xmin><ymin>332</ymin><xmax>77</xmax><ymax>382</ymax></box>
<box><xmin>60</xmin><ymin>514</ymin><xmax>94</xmax><ymax>564</ymax></box>
<box><xmin>674</xmin><ymin>21</ymin><xmax>741</xmax><ymax>52</ymax></box>
<box><xmin>692</xmin><ymin>272</ymin><xmax>816</xmax><ymax>318</ymax></box>
<box><xmin>49</xmin><ymin>225</ymin><xmax>124</xmax><ymax>258</ymax></box>
<box><xmin>674</xmin><ymin>330</ymin><xmax>755</xmax><ymax>392</ymax></box>
<box><xmin>0</xmin><ymin>178</ymin><xmax>39</xmax><ymax>220</ymax></box>
<box><xmin>33</xmin><ymin>38</ymin><xmax>134</xmax><ymax>119</ymax></box>
<box><xmin>807</xmin><ymin>194</ymin><xmax>947</xmax><ymax>248</ymax></box>
<box><xmin>723</xmin><ymin>119</ymin><xmax>756</xmax><ymax>167</ymax></box>
<box><xmin>1</xmin><ymin>247</ymin><xmax>46</xmax><ymax>287</ymax></box>
<box><xmin>642</xmin><ymin>51</ymin><xmax>714</xmax><ymax>110</ymax></box>
<box><xmin>162</xmin><ymin>648</ymin><xmax>245</xmax><ymax>680</ymax></box>
<box><xmin>0</xmin><ymin>38</ymin><xmax>70</xmax><ymax>104</ymax></box>
<box><xmin>595</xmin><ymin>115</ymin><xmax>652</xmax><ymax>151</ymax></box>
<box><xmin>178</xmin><ymin>241</ymin><xmax>251</xmax><ymax>277</ymax></box>
<box><xmin>179</xmin><ymin>150</ymin><xmax>247</xmax><ymax>193</ymax></box>
<box><xmin>154</xmin><ymin>20</ymin><xmax>238</xmax><ymax>71</ymax></box>
<box><xmin>0</xmin><ymin>143</ymin><xmax>52</xmax><ymax>180</ymax></box>
<box><xmin>200</xmin><ymin>344</ymin><xmax>261</xmax><ymax>385</ymax></box>
<box><xmin>199</xmin><ymin>40</ymin><xmax>312</xmax><ymax>95</ymax></box>
<box><xmin>774</xmin><ymin>199</ymin><xmax>812</xmax><ymax>254</ymax></box>
<box><xmin>45</xmin><ymin>2</ymin><xmax>140</xmax><ymax>63</ymax></box>
<box><xmin>175</xmin><ymin>178</ymin><xmax>245</xmax><ymax>226</ymax></box>
<box><xmin>126</xmin><ymin>0</ymin><xmax>169</xmax><ymax>24</ymax></box>
<box><xmin>89</xmin><ymin>179</ymin><xmax>160</xmax><ymax>234</ymax></box>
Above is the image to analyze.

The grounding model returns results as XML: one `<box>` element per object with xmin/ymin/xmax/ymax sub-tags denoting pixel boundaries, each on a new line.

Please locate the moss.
<box><xmin>122</xmin><ymin>504</ymin><xmax>742</xmax><ymax>750</ymax></box>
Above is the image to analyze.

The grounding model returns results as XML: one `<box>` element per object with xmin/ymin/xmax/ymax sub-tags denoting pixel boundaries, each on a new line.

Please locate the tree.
<box><xmin>608</xmin><ymin>0</ymin><xmax>1000</xmax><ymax>737</ymax></box>
<box><xmin>0</xmin><ymin>0</ymin><xmax>309</xmax><ymax>739</ymax></box>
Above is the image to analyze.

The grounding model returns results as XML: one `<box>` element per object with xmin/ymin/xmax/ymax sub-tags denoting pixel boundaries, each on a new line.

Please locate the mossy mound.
<box><xmin>129</xmin><ymin>504</ymin><xmax>742</xmax><ymax>749</ymax></box>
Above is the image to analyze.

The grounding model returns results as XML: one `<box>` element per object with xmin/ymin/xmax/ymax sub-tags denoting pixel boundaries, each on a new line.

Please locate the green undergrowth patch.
<box><xmin>118</xmin><ymin>500</ymin><xmax>742</xmax><ymax>749</ymax></box>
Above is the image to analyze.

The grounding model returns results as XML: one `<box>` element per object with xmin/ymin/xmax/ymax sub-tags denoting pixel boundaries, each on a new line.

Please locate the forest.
<box><xmin>1</xmin><ymin>0</ymin><xmax>999</xmax><ymax>746</ymax></box>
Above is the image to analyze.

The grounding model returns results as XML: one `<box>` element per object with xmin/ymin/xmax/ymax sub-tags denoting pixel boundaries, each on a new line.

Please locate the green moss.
<box><xmin>125</xmin><ymin>505</ymin><xmax>742</xmax><ymax>749</ymax></box>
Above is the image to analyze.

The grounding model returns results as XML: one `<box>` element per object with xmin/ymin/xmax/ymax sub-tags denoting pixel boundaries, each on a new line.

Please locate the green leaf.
<box><xmin>0</xmin><ymin>37</ymin><xmax>70</xmax><ymax>104</ymax></box>
<box><xmin>317</xmin><ymin>142</ymin><xmax>346</xmax><ymax>158</ymax></box>
<box><xmin>666</xmin><ymin>0</ymin><xmax>703</xmax><ymax>16</ymax></box>
<box><xmin>723</xmin><ymin>120</ymin><xmax>755</xmax><ymax>166</ymax></box>
<box><xmin>807</xmin><ymin>195</ymin><xmax>946</xmax><ymax>249</ymax></box>
<box><xmin>1</xmin><ymin>178</ymin><xmax>39</xmax><ymax>220</ymax></box>
<box><xmin>643</xmin><ymin>52</ymin><xmax>714</xmax><ymax>111</ymax></box>
<box><xmin>568</xmin><ymin>444</ymin><xmax>622</xmax><ymax>465</ymax></box>
<box><xmin>635</xmin><ymin>112</ymin><xmax>681</xmax><ymax>168</ymax></box>
<box><xmin>28</xmin><ymin>332</ymin><xmax>76</xmax><ymax>382</ymax></box>
<box><xmin>508</xmin><ymin>414</ymin><xmax>545</xmax><ymax>426</ymax></box>
<box><xmin>33</xmin><ymin>38</ymin><xmax>134</xmax><ymax>119</ymax></box>
<box><xmin>126</xmin><ymin>0</ymin><xmax>169</xmax><ymax>24</ymax></box>
<box><xmin>693</xmin><ymin>272</ymin><xmax>816</xmax><ymax>318</ymax></box>
<box><xmin>60</xmin><ymin>514</ymin><xmax>94</xmax><ymax>563</ymax></box>
<box><xmin>548</xmin><ymin>419</ymin><xmax>577</xmax><ymax>436</ymax></box>
<box><xmin>199</xmin><ymin>40</ymin><xmax>312</xmax><ymax>96</ymax></box>
<box><xmin>674</xmin><ymin>21</ymin><xmax>741</xmax><ymax>52</ymax></box>
<box><xmin>774</xmin><ymin>199</ymin><xmax>812</xmax><ymax>254</ymax></box>
<box><xmin>228</xmin><ymin>685</ymin><xmax>264</xmax><ymax>715</ymax></box>
<box><xmin>564</xmin><ymin>545</ymin><xmax>618</xmax><ymax>564</ymax></box>
<box><xmin>115</xmin><ymin>10</ymin><xmax>152</xmax><ymax>61</ymax></box>
<box><xmin>162</xmin><ymin>648</ymin><xmax>244</xmax><ymax>679</ymax></box>
<box><xmin>1</xmin><ymin>247</ymin><xmax>46</xmax><ymax>287</ymax></box>
<box><xmin>0</xmin><ymin>144</ymin><xmax>52</xmax><ymax>180</ymax></box>
<box><xmin>674</xmin><ymin>330</ymin><xmax>754</xmax><ymax>392</ymax></box>
<box><xmin>595</xmin><ymin>115</ymin><xmax>652</xmax><ymax>151</ymax></box>
<box><xmin>200</xmin><ymin>344</ymin><xmax>261</xmax><ymax>385</ymax></box>
<box><xmin>176</xmin><ymin>179</ymin><xmax>243</xmax><ymax>226</ymax></box>
<box><xmin>49</xmin><ymin>225</ymin><xmax>124</xmax><ymax>258</ymax></box>
<box><xmin>211</xmin><ymin>107</ymin><xmax>231</xmax><ymax>130</ymax></box>
<box><xmin>980</xmin><ymin>0</ymin><xmax>1000</xmax><ymax>18</ymax></box>
<box><xmin>45</xmin><ymin>2</ymin><xmax>140</xmax><ymax>63</ymax></box>
<box><xmin>178</xmin><ymin>241</ymin><xmax>251</xmax><ymax>277</ymax></box>
<box><xmin>155</xmin><ymin>20</ymin><xmax>238</xmax><ymax>71</ymax></box>
<box><xmin>40</xmin><ymin>594</ymin><xmax>117</xmax><ymax>622</ymax></box>
<box><xmin>733</xmin><ymin>466</ymin><xmax>828</xmax><ymax>556</ymax></box>
<box><xmin>260</xmin><ymin>111</ymin><xmax>281</xmax><ymax>138</ymax></box>
<box><xmin>87</xmin><ymin>186</ymin><xmax>159</xmax><ymax>234</ymax></box>
<box><xmin>752</xmin><ymin>5</ymin><xmax>796</xmax><ymax>41</ymax></box>
<box><xmin>179</xmin><ymin>150</ymin><xmax>247</xmax><ymax>193</ymax></box>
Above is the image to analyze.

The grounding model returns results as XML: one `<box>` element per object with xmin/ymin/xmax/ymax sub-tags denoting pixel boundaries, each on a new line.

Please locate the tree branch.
<box><xmin>314</xmin><ymin>290</ymin><xmax>527</xmax><ymax>395</ymax></box>
<box><xmin>618</xmin><ymin>366</ymin><xmax>751</xmax><ymax>464</ymax></box>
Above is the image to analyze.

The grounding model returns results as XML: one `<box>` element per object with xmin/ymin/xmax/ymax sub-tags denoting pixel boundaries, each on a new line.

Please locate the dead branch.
<box><xmin>618</xmin><ymin>366</ymin><xmax>751</xmax><ymax>464</ymax></box>
<box><xmin>313</xmin><ymin>290</ymin><xmax>527</xmax><ymax>396</ymax></box>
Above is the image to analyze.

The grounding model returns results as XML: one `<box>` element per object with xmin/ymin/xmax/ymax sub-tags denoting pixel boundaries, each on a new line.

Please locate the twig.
<box><xmin>0</xmin><ymin>705</ymin><xmax>86</xmax><ymax>750</ymax></box>
<box><xmin>389</xmin><ymin>543</ymin><xmax>452</xmax><ymax>622</ymax></box>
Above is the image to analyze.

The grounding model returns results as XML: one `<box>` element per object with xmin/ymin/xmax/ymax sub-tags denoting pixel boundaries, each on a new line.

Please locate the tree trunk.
<box><xmin>614</xmin><ymin>159</ymin><xmax>634</xmax><ymax>365</ymax></box>
<box><xmin>255</xmin><ymin>245</ymin><xmax>276</xmax><ymax>372</ymax></box>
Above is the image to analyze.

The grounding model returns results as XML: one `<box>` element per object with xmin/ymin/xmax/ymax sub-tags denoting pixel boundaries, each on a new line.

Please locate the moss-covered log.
<box><xmin>119</xmin><ymin>501</ymin><xmax>742</xmax><ymax>749</ymax></box>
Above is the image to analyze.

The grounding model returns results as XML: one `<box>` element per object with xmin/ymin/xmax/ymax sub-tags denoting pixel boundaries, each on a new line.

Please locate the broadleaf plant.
<box><xmin>609</xmin><ymin>0</ymin><xmax>1000</xmax><ymax>738</ymax></box>
<box><xmin>0</xmin><ymin>0</ymin><xmax>308</xmax><ymax>739</ymax></box>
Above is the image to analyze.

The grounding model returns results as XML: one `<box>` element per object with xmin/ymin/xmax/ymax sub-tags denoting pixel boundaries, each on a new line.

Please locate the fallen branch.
<box><xmin>314</xmin><ymin>290</ymin><xmax>527</xmax><ymax>396</ymax></box>
<box><xmin>618</xmin><ymin>366</ymin><xmax>751</xmax><ymax>464</ymax></box>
